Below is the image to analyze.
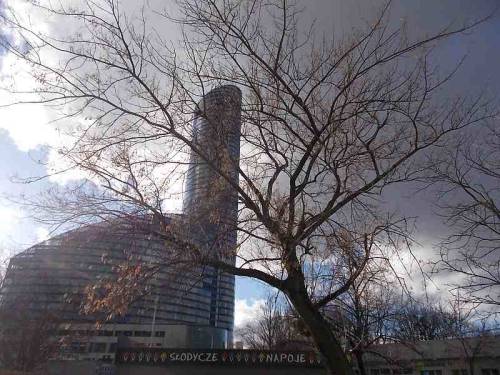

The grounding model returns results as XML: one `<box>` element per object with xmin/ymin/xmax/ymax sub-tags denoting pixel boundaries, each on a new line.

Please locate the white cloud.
<box><xmin>0</xmin><ymin>206</ymin><xmax>21</xmax><ymax>240</ymax></box>
<box><xmin>234</xmin><ymin>298</ymin><xmax>264</xmax><ymax>328</ymax></box>
<box><xmin>0</xmin><ymin>206</ymin><xmax>23</xmax><ymax>262</ymax></box>
<box><xmin>0</xmin><ymin>0</ymin><xmax>59</xmax><ymax>152</ymax></box>
<box><xmin>0</xmin><ymin>56</ymin><xmax>56</xmax><ymax>152</ymax></box>
<box><xmin>35</xmin><ymin>227</ymin><xmax>50</xmax><ymax>242</ymax></box>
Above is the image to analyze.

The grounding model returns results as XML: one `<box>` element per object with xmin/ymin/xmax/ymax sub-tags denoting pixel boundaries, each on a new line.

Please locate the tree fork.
<box><xmin>286</xmin><ymin>277</ymin><xmax>354</xmax><ymax>375</ymax></box>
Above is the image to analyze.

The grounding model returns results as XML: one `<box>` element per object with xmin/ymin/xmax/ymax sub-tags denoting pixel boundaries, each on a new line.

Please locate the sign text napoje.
<box><xmin>118</xmin><ymin>349</ymin><xmax>323</xmax><ymax>367</ymax></box>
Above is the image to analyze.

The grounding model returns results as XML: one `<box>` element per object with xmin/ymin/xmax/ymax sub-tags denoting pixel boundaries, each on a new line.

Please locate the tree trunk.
<box><xmin>288</xmin><ymin>289</ymin><xmax>353</xmax><ymax>375</ymax></box>
<box><xmin>469</xmin><ymin>359</ymin><xmax>475</xmax><ymax>375</ymax></box>
<box><xmin>354</xmin><ymin>350</ymin><xmax>366</xmax><ymax>375</ymax></box>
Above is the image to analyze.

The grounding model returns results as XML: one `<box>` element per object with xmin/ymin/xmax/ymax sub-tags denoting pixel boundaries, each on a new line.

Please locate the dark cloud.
<box><xmin>0</xmin><ymin>0</ymin><xmax>10</xmax><ymax>66</ymax></box>
<box><xmin>309</xmin><ymin>0</ymin><xmax>499</xmax><ymax>246</ymax></box>
<box><xmin>309</xmin><ymin>0</ymin><xmax>499</xmax><ymax>93</ymax></box>
<box><xmin>0</xmin><ymin>0</ymin><xmax>498</xmax><ymax>299</ymax></box>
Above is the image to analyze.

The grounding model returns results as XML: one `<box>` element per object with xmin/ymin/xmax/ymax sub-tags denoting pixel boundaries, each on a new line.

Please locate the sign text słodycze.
<box><xmin>117</xmin><ymin>349</ymin><xmax>323</xmax><ymax>367</ymax></box>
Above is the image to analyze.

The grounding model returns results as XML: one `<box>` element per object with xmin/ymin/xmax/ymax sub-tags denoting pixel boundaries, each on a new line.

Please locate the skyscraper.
<box><xmin>0</xmin><ymin>86</ymin><xmax>242</xmax><ymax>360</ymax></box>
<box><xmin>184</xmin><ymin>85</ymin><xmax>241</xmax><ymax>254</ymax></box>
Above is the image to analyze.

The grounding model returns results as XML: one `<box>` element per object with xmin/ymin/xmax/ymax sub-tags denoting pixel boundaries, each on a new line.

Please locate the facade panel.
<box><xmin>0</xmin><ymin>86</ymin><xmax>242</xmax><ymax>354</ymax></box>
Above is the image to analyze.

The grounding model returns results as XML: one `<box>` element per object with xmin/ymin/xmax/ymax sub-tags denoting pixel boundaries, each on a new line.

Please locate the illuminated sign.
<box><xmin>117</xmin><ymin>349</ymin><xmax>323</xmax><ymax>367</ymax></box>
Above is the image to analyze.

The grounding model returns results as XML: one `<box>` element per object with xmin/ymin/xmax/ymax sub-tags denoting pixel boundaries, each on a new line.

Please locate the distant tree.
<box><xmin>0</xmin><ymin>270</ymin><xmax>60</xmax><ymax>372</ymax></box>
<box><xmin>363</xmin><ymin>296</ymin><xmax>496</xmax><ymax>375</ymax></box>
<box><xmin>429</xmin><ymin>124</ymin><xmax>500</xmax><ymax>310</ymax></box>
<box><xmin>449</xmin><ymin>325</ymin><xmax>494</xmax><ymax>375</ymax></box>
<box><xmin>322</xmin><ymin>254</ymin><xmax>403</xmax><ymax>375</ymax></box>
<box><xmin>1</xmin><ymin>0</ymin><xmax>496</xmax><ymax>373</ymax></box>
<box><xmin>443</xmin><ymin>298</ymin><xmax>498</xmax><ymax>375</ymax></box>
<box><xmin>236</xmin><ymin>294</ymin><xmax>306</xmax><ymax>350</ymax></box>
<box><xmin>392</xmin><ymin>300</ymin><xmax>462</xmax><ymax>342</ymax></box>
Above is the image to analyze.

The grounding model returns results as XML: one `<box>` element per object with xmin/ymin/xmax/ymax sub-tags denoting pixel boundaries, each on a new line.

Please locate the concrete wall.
<box><xmin>47</xmin><ymin>361</ymin><xmax>326</xmax><ymax>375</ymax></box>
<box><xmin>49</xmin><ymin>360</ymin><xmax>102</xmax><ymax>375</ymax></box>
<box><xmin>117</xmin><ymin>365</ymin><xmax>326</xmax><ymax>375</ymax></box>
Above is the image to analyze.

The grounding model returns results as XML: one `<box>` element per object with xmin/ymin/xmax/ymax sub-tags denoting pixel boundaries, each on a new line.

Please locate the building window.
<box><xmin>155</xmin><ymin>331</ymin><xmax>165</xmax><ymax>337</ymax></box>
<box><xmin>133</xmin><ymin>330</ymin><xmax>150</xmax><ymax>337</ymax></box>
<box><xmin>481</xmin><ymin>370</ymin><xmax>499</xmax><ymax>375</ymax></box>
<box><xmin>97</xmin><ymin>330</ymin><xmax>113</xmax><ymax>336</ymax></box>
<box><xmin>393</xmin><ymin>369</ymin><xmax>413</xmax><ymax>375</ymax></box>
<box><xmin>452</xmin><ymin>370</ymin><xmax>468</xmax><ymax>375</ymax></box>
<box><xmin>90</xmin><ymin>343</ymin><xmax>107</xmax><ymax>353</ymax></box>
<box><xmin>421</xmin><ymin>371</ymin><xmax>442</xmax><ymax>375</ymax></box>
<box><xmin>70</xmin><ymin>342</ymin><xmax>87</xmax><ymax>353</ymax></box>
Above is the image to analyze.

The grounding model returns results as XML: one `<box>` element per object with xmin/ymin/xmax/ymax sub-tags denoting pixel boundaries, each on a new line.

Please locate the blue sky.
<box><xmin>0</xmin><ymin>0</ymin><xmax>274</xmax><ymax>317</ymax></box>
<box><xmin>0</xmin><ymin>0</ymin><xmax>499</xmax><ymax>324</ymax></box>
<box><xmin>0</xmin><ymin>126</ymin><xmax>268</xmax><ymax>323</ymax></box>
<box><xmin>0</xmin><ymin>126</ymin><xmax>267</xmax><ymax>296</ymax></box>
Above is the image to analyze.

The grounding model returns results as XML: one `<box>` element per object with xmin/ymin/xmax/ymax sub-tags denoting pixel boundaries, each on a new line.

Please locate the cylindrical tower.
<box><xmin>183</xmin><ymin>86</ymin><xmax>241</xmax><ymax>343</ymax></box>
<box><xmin>0</xmin><ymin>219</ymin><xmax>235</xmax><ymax>350</ymax></box>
<box><xmin>184</xmin><ymin>85</ymin><xmax>242</xmax><ymax>254</ymax></box>
<box><xmin>0</xmin><ymin>87</ymin><xmax>242</xmax><ymax>356</ymax></box>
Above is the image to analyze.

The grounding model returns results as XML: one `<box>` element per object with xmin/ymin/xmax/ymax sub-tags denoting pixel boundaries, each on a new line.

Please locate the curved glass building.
<box><xmin>0</xmin><ymin>86</ymin><xmax>242</xmax><ymax>358</ymax></box>
<box><xmin>184</xmin><ymin>85</ymin><xmax>241</xmax><ymax>257</ymax></box>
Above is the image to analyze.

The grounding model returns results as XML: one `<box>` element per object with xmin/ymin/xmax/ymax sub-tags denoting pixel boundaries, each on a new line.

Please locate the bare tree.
<box><xmin>0</xmin><ymin>0</ymin><xmax>496</xmax><ymax>373</ymax></box>
<box><xmin>394</xmin><ymin>297</ymin><xmax>497</xmax><ymax>375</ymax></box>
<box><xmin>320</xmin><ymin>250</ymin><xmax>405</xmax><ymax>375</ymax></box>
<box><xmin>0</xmin><ymin>270</ymin><xmax>60</xmax><ymax>372</ymax></box>
<box><xmin>429</xmin><ymin>124</ymin><xmax>500</xmax><ymax>310</ymax></box>
<box><xmin>236</xmin><ymin>294</ymin><xmax>306</xmax><ymax>350</ymax></box>
<box><xmin>240</xmin><ymin>257</ymin><xmax>422</xmax><ymax>375</ymax></box>
<box><xmin>446</xmin><ymin>301</ymin><xmax>494</xmax><ymax>375</ymax></box>
<box><xmin>392</xmin><ymin>299</ymin><xmax>462</xmax><ymax>342</ymax></box>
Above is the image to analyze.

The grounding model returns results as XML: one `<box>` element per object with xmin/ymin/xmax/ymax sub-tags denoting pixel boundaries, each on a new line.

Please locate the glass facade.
<box><xmin>0</xmin><ymin>86</ymin><xmax>242</xmax><ymax>350</ymax></box>
<box><xmin>1</xmin><ymin>221</ymin><xmax>233</xmax><ymax>346</ymax></box>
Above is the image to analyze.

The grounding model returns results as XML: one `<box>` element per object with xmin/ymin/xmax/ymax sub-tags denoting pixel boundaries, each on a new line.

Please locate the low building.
<box><xmin>0</xmin><ymin>218</ymin><xmax>234</xmax><ymax>361</ymax></box>
<box><xmin>0</xmin><ymin>85</ymin><xmax>243</xmax><ymax>363</ymax></box>
<box><xmin>44</xmin><ymin>336</ymin><xmax>500</xmax><ymax>374</ymax></box>
<box><xmin>357</xmin><ymin>335</ymin><xmax>500</xmax><ymax>375</ymax></box>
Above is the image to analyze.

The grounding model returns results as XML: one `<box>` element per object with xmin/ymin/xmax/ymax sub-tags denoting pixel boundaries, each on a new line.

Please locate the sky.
<box><xmin>0</xmin><ymin>0</ymin><xmax>499</xmax><ymax>325</ymax></box>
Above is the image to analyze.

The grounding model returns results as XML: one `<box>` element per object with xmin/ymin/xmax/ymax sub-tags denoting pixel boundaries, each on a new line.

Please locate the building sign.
<box><xmin>96</xmin><ymin>364</ymin><xmax>116</xmax><ymax>375</ymax></box>
<box><xmin>117</xmin><ymin>349</ymin><xmax>323</xmax><ymax>367</ymax></box>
